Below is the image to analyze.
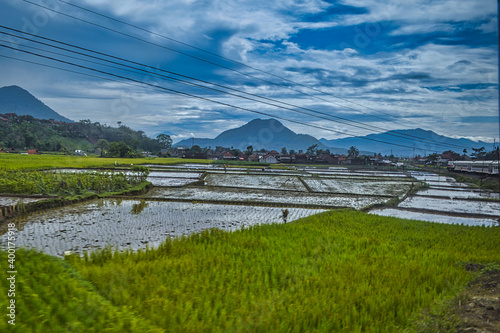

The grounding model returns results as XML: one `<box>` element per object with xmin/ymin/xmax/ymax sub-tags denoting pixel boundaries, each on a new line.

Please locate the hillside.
<box><xmin>0</xmin><ymin>85</ymin><xmax>73</xmax><ymax>122</ymax></box>
<box><xmin>0</xmin><ymin>113</ymin><xmax>163</xmax><ymax>153</ymax></box>
<box><xmin>176</xmin><ymin>118</ymin><xmax>347</xmax><ymax>152</ymax></box>
<box><xmin>320</xmin><ymin>128</ymin><xmax>490</xmax><ymax>156</ymax></box>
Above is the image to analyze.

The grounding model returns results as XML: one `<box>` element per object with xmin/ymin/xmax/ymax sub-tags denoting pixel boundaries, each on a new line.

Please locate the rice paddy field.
<box><xmin>144</xmin><ymin>186</ymin><xmax>388</xmax><ymax>209</ymax></box>
<box><xmin>1</xmin><ymin>210</ymin><xmax>499</xmax><ymax>332</ymax></box>
<box><xmin>369</xmin><ymin>171</ymin><xmax>500</xmax><ymax>224</ymax></box>
<box><xmin>1</xmin><ymin>155</ymin><xmax>500</xmax><ymax>331</ymax></box>
<box><xmin>0</xmin><ymin>154</ymin><xmax>212</xmax><ymax>171</ymax></box>
<box><xmin>4</xmin><ymin>199</ymin><xmax>325</xmax><ymax>257</ymax></box>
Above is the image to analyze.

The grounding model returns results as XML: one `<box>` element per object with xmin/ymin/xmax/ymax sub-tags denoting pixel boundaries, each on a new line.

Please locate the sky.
<box><xmin>0</xmin><ymin>0</ymin><xmax>498</xmax><ymax>146</ymax></box>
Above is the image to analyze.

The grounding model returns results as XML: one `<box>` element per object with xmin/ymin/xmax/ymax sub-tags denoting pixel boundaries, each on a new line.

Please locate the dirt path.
<box><xmin>454</xmin><ymin>270</ymin><xmax>500</xmax><ymax>332</ymax></box>
<box><xmin>416</xmin><ymin>268</ymin><xmax>500</xmax><ymax>332</ymax></box>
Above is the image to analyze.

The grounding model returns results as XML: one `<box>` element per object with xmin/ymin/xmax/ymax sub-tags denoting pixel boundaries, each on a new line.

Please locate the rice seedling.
<box><xmin>0</xmin><ymin>248</ymin><xmax>163</xmax><ymax>332</ymax></box>
<box><xmin>1</xmin><ymin>210</ymin><xmax>499</xmax><ymax>332</ymax></box>
<box><xmin>61</xmin><ymin>210</ymin><xmax>499</xmax><ymax>332</ymax></box>
<box><xmin>3</xmin><ymin>200</ymin><xmax>325</xmax><ymax>257</ymax></box>
<box><xmin>0</xmin><ymin>153</ymin><xmax>211</xmax><ymax>171</ymax></box>
<box><xmin>0</xmin><ymin>169</ymin><xmax>148</xmax><ymax>196</ymax></box>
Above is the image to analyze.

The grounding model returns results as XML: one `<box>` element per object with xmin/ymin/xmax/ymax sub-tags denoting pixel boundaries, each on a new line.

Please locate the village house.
<box><xmin>277</xmin><ymin>155</ymin><xmax>294</xmax><ymax>163</ymax></box>
<box><xmin>436</xmin><ymin>152</ymin><xmax>461</xmax><ymax>166</ymax></box>
<box><xmin>315</xmin><ymin>153</ymin><xmax>335</xmax><ymax>164</ymax></box>
<box><xmin>261</xmin><ymin>153</ymin><xmax>278</xmax><ymax>164</ymax></box>
<box><xmin>248</xmin><ymin>153</ymin><xmax>265</xmax><ymax>162</ymax></box>
<box><xmin>222</xmin><ymin>152</ymin><xmax>237</xmax><ymax>160</ymax></box>
<box><xmin>169</xmin><ymin>147</ymin><xmax>185</xmax><ymax>157</ymax></box>
<box><xmin>237</xmin><ymin>153</ymin><xmax>249</xmax><ymax>161</ymax></box>
<box><xmin>294</xmin><ymin>153</ymin><xmax>309</xmax><ymax>163</ymax></box>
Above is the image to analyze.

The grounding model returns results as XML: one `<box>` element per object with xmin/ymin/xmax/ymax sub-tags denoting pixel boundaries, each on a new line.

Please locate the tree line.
<box><xmin>0</xmin><ymin>114</ymin><xmax>172</xmax><ymax>157</ymax></box>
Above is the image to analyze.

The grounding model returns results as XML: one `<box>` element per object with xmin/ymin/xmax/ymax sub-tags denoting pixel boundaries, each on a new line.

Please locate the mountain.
<box><xmin>320</xmin><ymin>128</ymin><xmax>492</xmax><ymax>156</ymax></box>
<box><xmin>0</xmin><ymin>85</ymin><xmax>73</xmax><ymax>122</ymax></box>
<box><xmin>176</xmin><ymin>118</ymin><xmax>348</xmax><ymax>152</ymax></box>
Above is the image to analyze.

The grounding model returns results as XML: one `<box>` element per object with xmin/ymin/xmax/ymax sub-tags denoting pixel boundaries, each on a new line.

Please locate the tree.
<box><xmin>306</xmin><ymin>144</ymin><xmax>318</xmax><ymax>155</ymax></box>
<box><xmin>281</xmin><ymin>147</ymin><xmax>288</xmax><ymax>155</ymax></box>
<box><xmin>471</xmin><ymin>147</ymin><xmax>486</xmax><ymax>159</ymax></box>
<box><xmin>347</xmin><ymin>146</ymin><xmax>359</xmax><ymax>158</ymax></box>
<box><xmin>246</xmin><ymin>145</ymin><xmax>253</xmax><ymax>155</ymax></box>
<box><xmin>289</xmin><ymin>149</ymin><xmax>296</xmax><ymax>155</ymax></box>
<box><xmin>97</xmin><ymin>139</ymin><xmax>109</xmax><ymax>157</ymax></box>
<box><xmin>428</xmin><ymin>153</ymin><xmax>439</xmax><ymax>163</ymax></box>
<box><xmin>156</xmin><ymin>134</ymin><xmax>173</xmax><ymax>150</ymax></box>
<box><xmin>108</xmin><ymin>142</ymin><xmax>134</xmax><ymax>158</ymax></box>
<box><xmin>484</xmin><ymin>148</ymin><xmax>500</xmax><ymax>160</ymax></box>
<box><xmin>190</xmin><ymin>145</ymin><xmax>202</xmax><ymax>153</ymax></box>
<box><xmin>442</xmin><ymin>150</ymin><xmax>457</xmax><ymax>155</ymax></box>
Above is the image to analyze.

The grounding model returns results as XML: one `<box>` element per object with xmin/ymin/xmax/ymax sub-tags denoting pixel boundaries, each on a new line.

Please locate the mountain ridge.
<box><xmin>320</xmin><ymin>128</ymin><xmax>492</xmax><ymax>156</ymax></box>
<box><xmin>0</xmin><ymin>85</ymin><xmax>73</xmax><ymax>122</ymax></box>
<box><xmin>176</xmin><ymin>118</ymin><xmax>349</xmax><ymax>152</ymax></box>
<box><xmin>177</xmin><ymin>119</ymin><xmax>491</xmax><ymax>156</ymax></box>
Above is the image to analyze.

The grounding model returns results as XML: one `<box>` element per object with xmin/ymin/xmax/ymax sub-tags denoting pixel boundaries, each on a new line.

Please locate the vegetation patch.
<box><xmin>0</xmin><ymin>153</ymin><xmax>212</xmax><ymax>171</ymax></box>
<box><xmin>411</xmin><ymin>265</ymin><xmax>500</xmax><ymax>332</ymax></box>
<box><xmin>0</xmin><ymin>248</ymin><xmax>163</xmax><ymax>332</ymax></box>
<box><xmin>0</xmin><ymin>169</ymin><xmax>146</xmax><ymax>196</ymax></box>
<box><xmin>4</xmin><ymin>210</ymin><xmax>491</xmax><ymax>332</ymax></box>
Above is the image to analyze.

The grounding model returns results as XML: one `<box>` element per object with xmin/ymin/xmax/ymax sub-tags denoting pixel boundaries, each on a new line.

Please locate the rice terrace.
<box><xmin>1</xmin><ymin>0</ymin><xmax>500</xmax><ymax>331</ymax></box>
<box><xmin>0</xmin><ymin>154</ymin><xmax>499</xmax><ymax>332</ymax></box>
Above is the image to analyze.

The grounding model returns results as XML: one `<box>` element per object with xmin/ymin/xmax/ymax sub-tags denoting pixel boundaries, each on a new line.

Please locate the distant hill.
<box><xmin>0</xmin><ymin>85</ymin><xmax>73</xmax><ymax>122</ymax></box>
<box><xmin>0</xmin><ymin>113</ymin><xmax>163</xmax><ymax>153</ymax></box>
<box><xmin>175</xmin><ymin>118</ymin><xmax>348</xmax><ymax>153</ymax></box>
<box><xmin>320</xmin><ymin>128</ymin><xmax>491</xmax><ymax>156</ymax></box>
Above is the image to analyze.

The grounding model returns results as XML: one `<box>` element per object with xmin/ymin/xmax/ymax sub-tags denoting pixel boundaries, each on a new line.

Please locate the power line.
<box><xmin>0</xmin><ymin>27</ymin><xmax>473</xmax><ymax>151</ymax></box>
<box><xmin>0</xmin><ymin>45</ymin><xmax>436</xmax><ymax>152</ymax></box>
<box><xmin>54</xmin><ymin>0</ymin><xmax>432</xmax><ymax>128</ymax></box>
<box><xmin>21</xmin><ymin>0</ymin><xmax>457</xmax><ymax>139</ymax></box>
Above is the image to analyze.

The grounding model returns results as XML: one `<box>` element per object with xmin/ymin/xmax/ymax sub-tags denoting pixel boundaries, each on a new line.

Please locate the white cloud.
<box><xmin>0</xmin><ymin>0</ymin><xmax>497</xmax><ymax>143</ymax></box>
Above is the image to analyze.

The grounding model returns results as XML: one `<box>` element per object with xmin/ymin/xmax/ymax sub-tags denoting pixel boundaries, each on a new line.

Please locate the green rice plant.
<box><xmin>66</xmin><ymin>210</ymin><xmax>499</xmax><ymax>332</ymax></box>
<box><xmin>0</xmin><ymin>248</ymin><xmax>163</xmax><ymax>332</ymax></box>
<box><xmin>0</xmin><ymin>170</ymin><xmax>137</xmax><ymax>195</ymax></box>
<box><xmin>0</xmin><ymin>153</ymin><xmax>212</xmax><ymax>171</ymax></box>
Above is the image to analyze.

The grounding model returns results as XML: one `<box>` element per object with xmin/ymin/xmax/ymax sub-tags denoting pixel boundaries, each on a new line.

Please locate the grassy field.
<box><xmin>0</xmin><ymin>153</ymin><xmax>212</xmax><ymax>171</ymax></box>
<box><xmin>1</xmin><ymin>210</ymin><xmax>498</xmax><ymax>332</ymax></box>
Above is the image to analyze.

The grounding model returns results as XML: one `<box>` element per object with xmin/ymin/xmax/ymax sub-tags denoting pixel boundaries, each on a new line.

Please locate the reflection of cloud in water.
<box><xmin>2</xmin><ymin>200</ymin><xmax>325</xmax><ymax>257</ymax></box>
<box><xmin>370</xmin><ymin>208</ymin><xmax>497</xmax><ymax>226</ymax></box>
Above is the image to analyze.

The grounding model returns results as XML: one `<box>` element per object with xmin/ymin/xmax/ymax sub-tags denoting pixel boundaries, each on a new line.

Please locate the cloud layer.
<box><xmin>0</xmin><ymin>0</ymin><xmax>497</xmax><ymax>147</ymax></box>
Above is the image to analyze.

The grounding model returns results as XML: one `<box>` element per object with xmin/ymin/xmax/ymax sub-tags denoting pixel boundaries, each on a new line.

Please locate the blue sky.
<box><xmin>0</xmin><ymin>0</ymin><xmax>498</xmax><ymax>146</ymax></box>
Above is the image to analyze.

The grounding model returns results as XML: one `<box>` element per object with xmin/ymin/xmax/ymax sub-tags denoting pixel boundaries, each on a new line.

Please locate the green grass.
<box><xmin>0</xmin><ymin>154</ymin><xmax>212</xmax><ymax>171</ymax></box>
<box><xmin>2</xmin><ymin>210</ymin><xmax>498</xmax><ymax>332</ymax></box>
<box><xmin>0</xmin><ymin>249</ymin><xmax>162</xmax><ymax>332</ymax></box>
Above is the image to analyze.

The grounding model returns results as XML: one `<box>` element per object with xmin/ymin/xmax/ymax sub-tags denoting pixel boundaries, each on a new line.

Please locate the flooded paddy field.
<box><xmin>398</xmin><ymin>196</ymin><xmax>500</xmax><ymax>216</ymax></box>
<box><xmin>369</xmin><ymin>208</ymin><xmax>498</xmax><ymax>226</ymax></box>
<box><xmin>204</xmin><ymin>173</ymin><xmax>308</xmax><ymax>192</ymax></box>
<box><xmin>301</xmin><ymin>168</ymin><xmax>411</xmax><ymax>178</ymax></box>
<box><xmin>303</xmin><ymin>178</ymin><xmax>413</xmax><ymax>197</ymax></box>
<box><xmin>144</xmin><ymin>186</ymin><xmax>389</xmax><ymax>209</ymax></box>
<box><xmin>148</xmin><ymin>177</ymin><xmax>201</xmax><ymax>187</ymax></box>
<box><xmin>417</xmin><ymin>188</ymin><xmax>500</xmax><ymax>200</ymax></box>
<box><xmin>0</xmin><ymin>196</ymin><xmax>48</xmax><ymax>206</ymax></box>
<box><xmin>2</xmin><ymin>199</ymin><xmax>324</xmax><ymax>257</ymax></box>
<box><xmin>369</xmin><ymin>171</ymin><xmax>500</xmax><ymax>224</ymax></box>
<box><xmin>4</xmin><ymin>163</ymin><xmax>499</xmax><ymax>258</ymax></box>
